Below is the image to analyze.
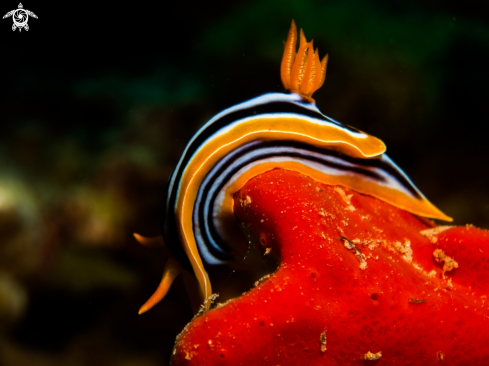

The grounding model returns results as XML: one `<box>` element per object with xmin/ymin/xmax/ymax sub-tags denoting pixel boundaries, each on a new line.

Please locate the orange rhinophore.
<box><xmin>281</xmin><ymin>20</ymin><xmax>328</xmax><ymax>102</ymax></box>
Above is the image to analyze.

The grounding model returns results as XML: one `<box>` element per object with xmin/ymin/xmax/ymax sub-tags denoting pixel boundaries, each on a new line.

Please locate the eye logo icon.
<box><xmin>3</xmin><ymin>3</ymin><xmax>37</xmax><ymax>32</ymax></box>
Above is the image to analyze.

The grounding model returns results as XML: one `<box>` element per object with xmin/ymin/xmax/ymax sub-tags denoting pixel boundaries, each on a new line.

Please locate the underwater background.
<box><xmin>1</xmin><ymin>0</ymin><xmax>489</xmax><ymax>364</ymax></box>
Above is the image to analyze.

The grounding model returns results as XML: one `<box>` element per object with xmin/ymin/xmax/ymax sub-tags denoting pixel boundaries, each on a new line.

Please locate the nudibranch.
<box><xmin>136</xmin><ymin>20</ymin><xmax>451</xmax><ymax>314</ymax></box>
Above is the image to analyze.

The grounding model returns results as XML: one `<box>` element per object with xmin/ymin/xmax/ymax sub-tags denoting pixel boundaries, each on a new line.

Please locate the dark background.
<box><xmin>1</xmin><ymin>0</ymin><xmax>489</xmax><ymax>365</ymax></box>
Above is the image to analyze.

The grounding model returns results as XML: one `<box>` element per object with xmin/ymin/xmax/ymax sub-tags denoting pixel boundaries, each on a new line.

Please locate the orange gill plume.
<box><xmin>281</xmin><ymin>20</ymin><xmax>328</xmax><ymax>102</ymax></box>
